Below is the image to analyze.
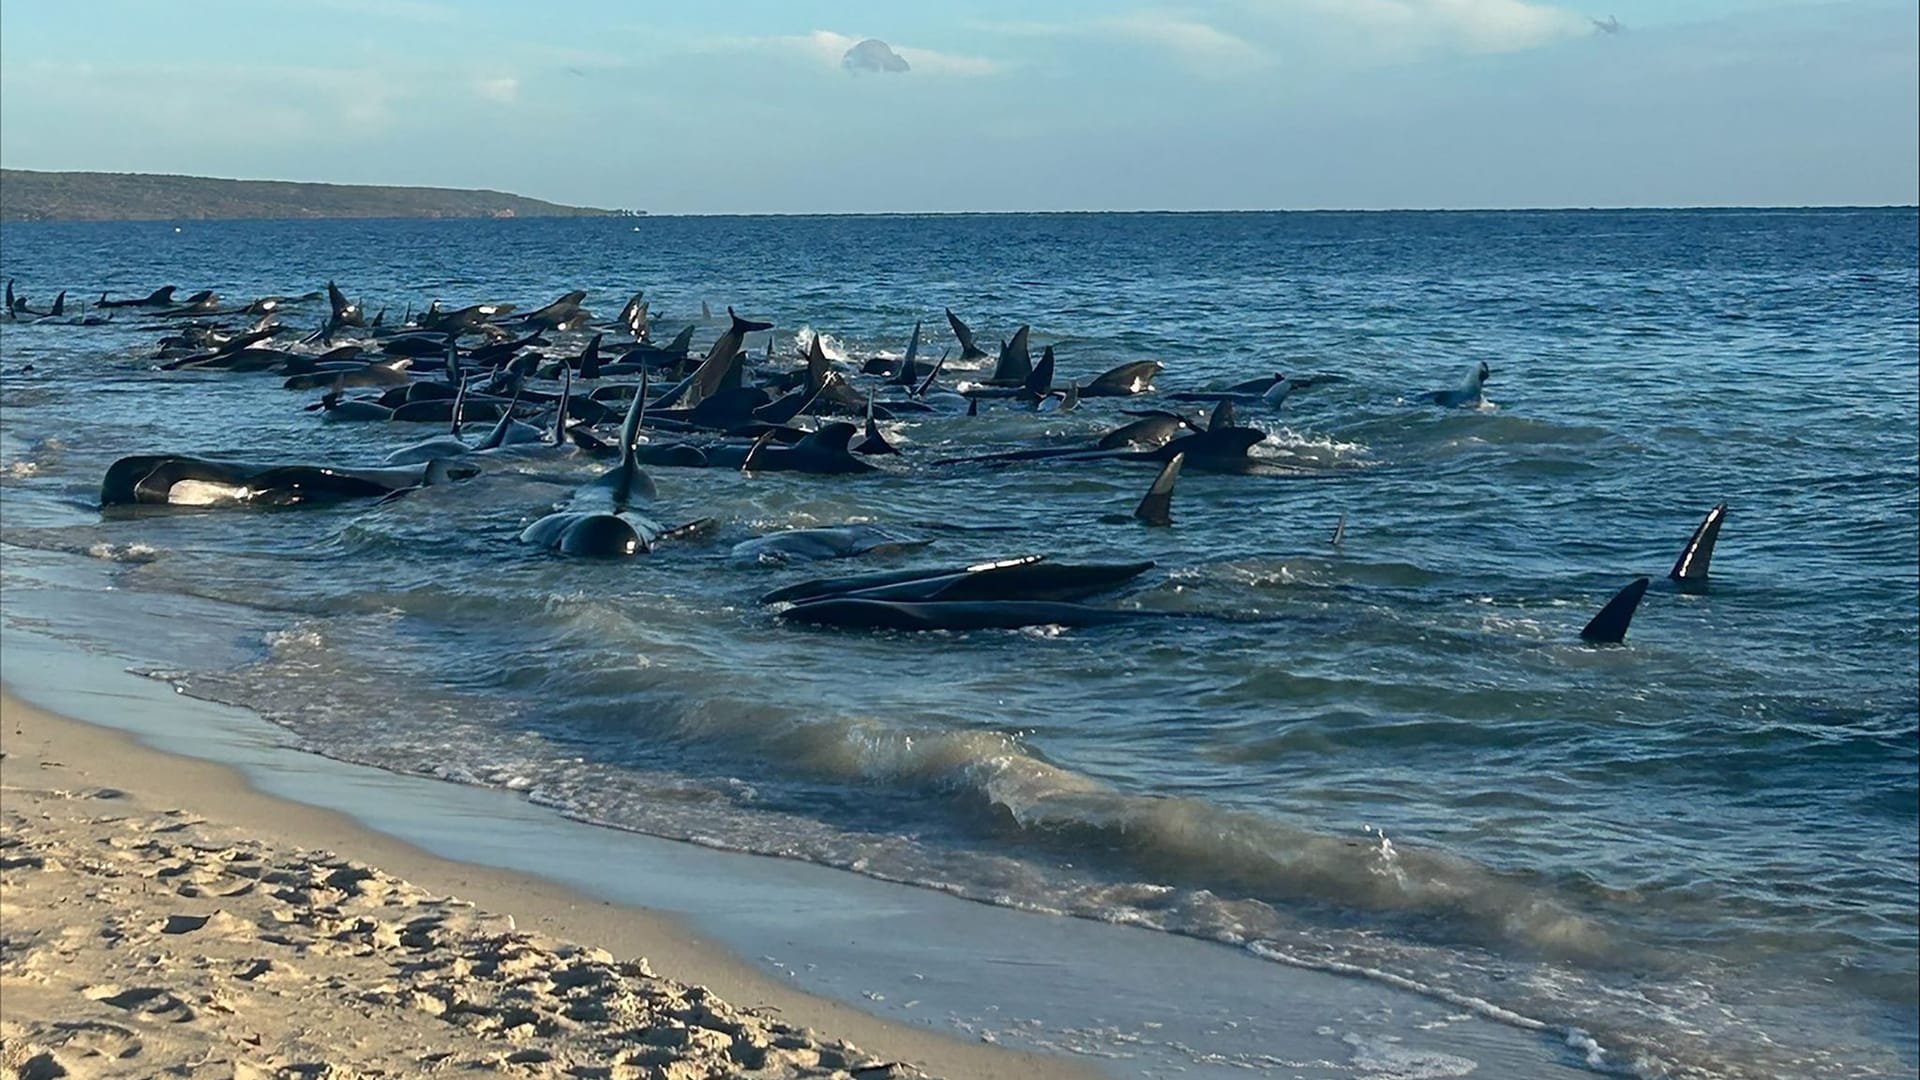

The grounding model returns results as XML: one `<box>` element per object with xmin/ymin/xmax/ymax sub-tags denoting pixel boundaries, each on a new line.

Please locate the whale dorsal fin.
<box><xmin>1135</xmin><ymin>453</ymin><xmax>1183</xmax><ymax>527</ymax></box>
<box><xmin>807</xmin><ymin>333</ymin><xmax>830</xmax><ymax>392</ymax></box>
<box><xmin>1208</xmin><ymin>400</ymin><xmax>1236</xmax><ymax>431</ymax></box>
<box><xmin>895</xmin><ymin>320</ymin><xmax>923</xmax><ymax>386</ymax></box>
<box><xmin>476</xmin><ymin>385</ymin><xmax>524</xmax><ymax>451</ymax></box>
<box><xmin>551</xmin><ymin>364</ymin><xmax>572</xmax><ymax>444</ymax></box>
<box><xmin>1331</xmin><ymin>512</ymin><xmax>1347</xmax><ymax>547</ymax></box>
<box><xmin>1580</xmin><ymin>577</ymin><xmax>1650</xmax><ymax>644</ymax></box>
<box><xmin>665</xmin><ymin>324</ymin><xmax>694</xmax><ymax>356</ymax></box>
<box><xmin>1022</xmin><ymin>345</ymin><xmax>1055</xmax><ymax>401</ymax></box>
<box><xmin>914</xmin><ymin>349</ymin><xmax>950</xmax><ymax>398</ymax></box>
<box><xmin>993</xmin><ymin>325</ymin><xmax>1032</xmax><ymax>385</ymax></box>
<box><xmin>1669</xmin><ymin>503</ymin><xmax>1727</xmax><ymax>584</ymax></box>
<box><xmin>619</xmin><ymin>368</ymin><xmax>650</xmax><ymax>468</ymax></box>
<box><xmin>579</xmin><ymin>333</ymin><xmax>603</xmax><ymax>380</ymax></box>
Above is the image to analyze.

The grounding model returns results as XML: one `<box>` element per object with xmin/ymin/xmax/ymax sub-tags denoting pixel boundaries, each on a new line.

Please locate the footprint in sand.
<box><xmin>80</xmin><ymin>985</ymin><xmax>197</xmax><ymax>1023</ymax></box>
<box><xmin>152</xmin><ymin>910</ymin><xmax>252</xmax><ymax>937</ymax></box>
<box><xmin>45</xmin><ymin>1018</ymin><xmax>145</xmax><ymax>1066</ymax></box>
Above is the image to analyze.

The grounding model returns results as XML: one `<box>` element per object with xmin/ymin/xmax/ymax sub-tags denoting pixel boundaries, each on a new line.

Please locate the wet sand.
<box><xmin>0</xmin><ymin>690</ymin><xmax>1089</xmax><ymax>1080</ymax></box>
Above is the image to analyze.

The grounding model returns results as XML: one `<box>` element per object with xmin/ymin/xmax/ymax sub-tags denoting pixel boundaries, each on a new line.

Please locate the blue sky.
<box><xmin>1</xmin><ymin>0</ymin><xmax>1913</xmax><ymax>212</ymax></box>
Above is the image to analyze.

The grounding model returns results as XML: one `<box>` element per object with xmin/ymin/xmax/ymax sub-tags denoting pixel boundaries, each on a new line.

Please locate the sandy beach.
<box><xmin>0</xmin><ymin>691</ymin><xmax>1089</xmax><ymax>1080</ymax></box>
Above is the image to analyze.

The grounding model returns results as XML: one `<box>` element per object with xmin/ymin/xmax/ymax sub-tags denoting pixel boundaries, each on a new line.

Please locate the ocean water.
<box><xmin>0</xmin><ymin>210</ymin><xmax>1914</xmax><ymax>1079</ymax></box>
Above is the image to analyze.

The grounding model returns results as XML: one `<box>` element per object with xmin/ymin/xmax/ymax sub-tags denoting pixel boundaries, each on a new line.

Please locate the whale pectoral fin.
<box><xmin>1134</xmin><ymin>453</ymin><xmax>1184</xmax><ymax>527</ymax></box>
<box><xmin>1580</xmin><ymin>577</ymin><xmax>1651</xmax><ymax>644</ymax></box>
<box><xmin>741</xmin><ymin>430</ymin><xmax>777</xmax><ymax>472</ymax></box>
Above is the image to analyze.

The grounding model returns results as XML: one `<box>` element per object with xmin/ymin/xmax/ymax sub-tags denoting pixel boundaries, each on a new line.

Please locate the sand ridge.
<box><xmin>0</xmin><ymin>755</ymin><xmax>925</xmax><ymax>1078</ymax></box>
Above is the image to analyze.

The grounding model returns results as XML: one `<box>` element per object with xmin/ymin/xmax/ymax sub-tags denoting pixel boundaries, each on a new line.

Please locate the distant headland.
<box><xmin>0</xmin><ymin>170</ymin><xmax>627</xmax><ymax>222</ymax></box>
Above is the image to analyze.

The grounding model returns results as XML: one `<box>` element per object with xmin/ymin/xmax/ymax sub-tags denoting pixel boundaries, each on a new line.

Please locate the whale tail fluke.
<box><xmin>945</xmin><ymin>308</ymin><xmax>984</xmax><ymax>360</ymax></box>
<box><xmin>1581</xmin><ymin>577</ymin><xmax>1650</xmax><ymax>644</ymax></box>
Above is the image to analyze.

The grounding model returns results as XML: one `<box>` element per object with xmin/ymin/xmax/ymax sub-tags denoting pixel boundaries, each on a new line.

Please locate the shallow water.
<box><xmin>2</xmin><ymin>209</ymin><xmax>1915</xmax><ymax>1079</ymax></box>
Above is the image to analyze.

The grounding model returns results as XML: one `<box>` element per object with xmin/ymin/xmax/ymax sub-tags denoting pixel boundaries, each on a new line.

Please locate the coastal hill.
<box><xmin>0</xmin><ymin>170</ymin><xmax>618</xmax><ymax>222</ymax></box>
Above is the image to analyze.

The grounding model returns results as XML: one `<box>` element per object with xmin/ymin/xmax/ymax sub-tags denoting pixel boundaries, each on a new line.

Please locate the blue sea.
<box><xmin>1</xmin><ymin>209</ymin><xmax>1915</xmax><ymax>1078</ymax></box>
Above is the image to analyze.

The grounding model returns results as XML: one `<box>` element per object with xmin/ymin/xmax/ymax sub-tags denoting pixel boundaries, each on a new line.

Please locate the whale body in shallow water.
<box><xmin>731</xmin><ymin>525</ymin><xmax>929</xmax><ymax>565</ymax></box>
<box><xmin>1423</xmin><ymin>361</ymin><xmax>1491</xmax><ymax>408</ymax></box>
<box><xmin>100</xmin><ymin>455</ymin><xmax>471</xmax><ymax>508</ymax></box>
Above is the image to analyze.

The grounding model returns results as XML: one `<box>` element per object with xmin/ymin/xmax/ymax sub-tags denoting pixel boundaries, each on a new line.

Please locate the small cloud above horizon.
<box><xmin>842</xmin><ymin>38</ymin><xmax>910</xmax><ymax>75</ymax></box>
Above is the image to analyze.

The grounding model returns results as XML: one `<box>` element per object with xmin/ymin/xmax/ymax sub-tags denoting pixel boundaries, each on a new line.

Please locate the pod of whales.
<box><xmin>27</xmin><ymin>272</ymin><xmax>1735</xmax><ymax>647</ymax></box>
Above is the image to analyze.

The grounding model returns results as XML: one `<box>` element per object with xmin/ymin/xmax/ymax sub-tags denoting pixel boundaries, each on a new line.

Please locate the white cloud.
<box><xmin>474</xmin><ymin>76</ymin><xmax>519</xmax><ymax>103</ymax></box>
<box><xmin>894</xmin><ymin>45</ymin><xmax>1001</xmax><ymax>77</ymax></box>
<box><xmin>1102</xmin><ymin>12</ymin><xmax>1267</xmax><ymax>67</ymax></box>
<box><xmin>1249</xmin><ymin>0</ymin><xmax>1592</xmax><ymax>56</ymax></box>
<box><xmin>973</xmin><ymin>12</ymin><xmax>1265</xmax><ymax>71</ymax></box>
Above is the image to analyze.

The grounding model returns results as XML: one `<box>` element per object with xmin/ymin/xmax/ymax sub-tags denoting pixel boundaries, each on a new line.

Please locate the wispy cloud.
<box><xmin>297</xmin><ymin>0</ymin><xmax>457</xmax><ymax>23</ymax></box>
<box><xmin>975</xmin><ymin>11</ymin><xmax>1265</xmax><ymax>71</ymax></box>
<box><xmin>1246</xmin><ymin>0</ymin><xmax>1593</xmax><ymax>56</ymax></box>
<box><xmin>1102</xmin><ymin>12</ymin><xmax>1267</xmax><ymax>67</ymax></box>
<box><xmin>473</xmin><ymin>76</ymin><xmax>520</xmax><ymax>103</ymax></box>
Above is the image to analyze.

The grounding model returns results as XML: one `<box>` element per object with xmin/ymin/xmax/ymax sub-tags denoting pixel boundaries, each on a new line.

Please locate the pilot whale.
<box><xmin>101</xmin><ymin>455</ymin><xmax>471</xmax><ymax>508</ymax></box>
<box><xmin>1424</xmin><ymin>362</ymin><xmax>1491</xmax><ymax>408</ymax></box>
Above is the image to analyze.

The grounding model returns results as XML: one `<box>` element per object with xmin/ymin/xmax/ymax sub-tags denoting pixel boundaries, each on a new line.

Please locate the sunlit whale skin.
<box><xmin>779</xmin><ymin>598</ymin><xmax>1149</xmax><ymax>632</ymax></box>
<box><xmin>761</xmin><ymin>556</ymin><xmax>1156</xmax><ymax>605</ymax></box>
<box><xmin>500</xmin><ymin>289</ymin><xmax>590</xmax><ymax>332</ymax></box>
<box><xmin>1668</xmin><ymin>503</ymin><xmax>1728</xmax><ymax>594</ymax></box>
<box><xmin>519</xmin><ymin>509</ymin><xmax>663</xmax><ymax>557</ymax></box>
<box><xmin>100</xmin><ymin>455</ymin><xmax>471</xmax><ymax>508</ymax></box>
<box><xmin>1168</xmin><ymin>373</ymin><xmax>1299</xmax><ymax>407</ymax></box>
<box><xmin>730</xmin><ymin>525</ymin><xmax>930</xmax><ymax>564</ymax></box>
<box><xmin>1079</xmin><ymin>360</ymin><xmax>1162</xmax><ymax>397</ymax></box>
<box><xmin>741</xmin><ymin>422</ymin><xmax>877</xmax><ymax>475</ymax></box>
<box><xmin>938</xmin><ymin>422</ymin><xmax>1297</xmax><ymax>476</ymax></box>
<box><xmin>1097</xmin><ymin>411</ymin><xmax>1204</xmax><ymax>450</ymax></box>
<box><xmin>654</xmin><ymin>309</ymin><xmax>773</xmax><ymax>411</ymax></box>
<box><xmin>283</xmin><ymin>360</ymin><xmax>411</xmax><ymax>391</ymax></box>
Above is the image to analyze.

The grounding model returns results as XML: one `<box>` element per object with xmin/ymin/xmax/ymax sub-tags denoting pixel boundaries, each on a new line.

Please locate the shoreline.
<box><xmin>0</xmin><ymin>686</ymin><xmax>1086</xmax><ymax>1080</ymax></box>
<box><xmin>0</xmin><ymin>557</ymin><xmax>1604</xmax><ymax>1080</ymax></box>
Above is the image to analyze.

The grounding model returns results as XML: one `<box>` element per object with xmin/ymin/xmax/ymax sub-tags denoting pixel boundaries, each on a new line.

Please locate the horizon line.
<box><xmin>3</xmin><ymin>205</ymin><xmax>1915</xmax><ymax>224</ymax></box>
